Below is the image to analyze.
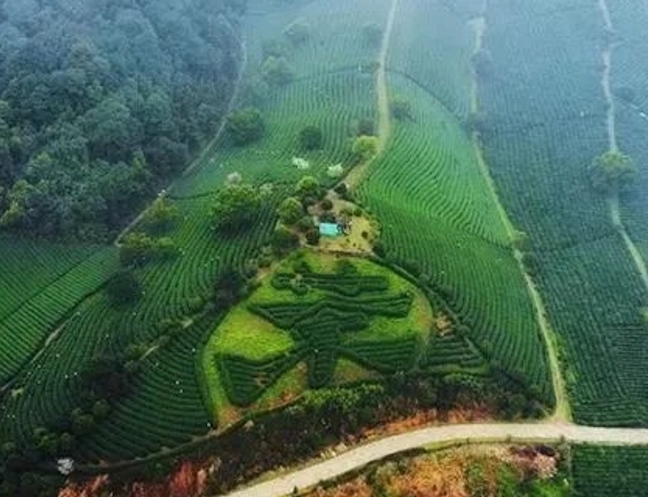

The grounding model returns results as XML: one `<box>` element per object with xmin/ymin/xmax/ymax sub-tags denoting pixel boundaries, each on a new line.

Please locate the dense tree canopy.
<box><xmin>277</xmin><ymin>196</ymin><xmax>305</xmax><ymax>225</ymax></box>
<box><xmin>212</xmin><ymin>183</ymin><xmax>262</xmax><ymax>232</ymax></box>
<box><xmin>0</xmin><ymin>0</ymin><xmax>245</xmax><ymax>240</ymax></box>
<box><xmin>590</xmin><ymin>150</ymin><xmax>637</xmax><ymax>194</ymax></box>
<box><xmin>298</xmin><ymin>125</ymin><xmax>323</xmax><ymax>150</ymax></box>
<box><xmin>226</xmin><ymin>108</ymin><xmax>265</xmax><ymax>146</ymax></box>
<box><xmin>353</xmin><ymin>135</ymin><xmax>379</xmax><ymax>161</ymax></box>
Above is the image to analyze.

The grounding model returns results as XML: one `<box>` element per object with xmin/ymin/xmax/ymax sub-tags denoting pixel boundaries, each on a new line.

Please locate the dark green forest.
<box><xmin>0</xmin><ymin>0</ymin><xmax>245</xmax><ymax>241</ymax></box>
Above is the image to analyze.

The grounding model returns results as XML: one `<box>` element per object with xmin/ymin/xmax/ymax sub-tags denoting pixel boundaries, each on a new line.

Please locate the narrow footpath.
<box><xmin>343</xmin><ymin>0</ymin><xmax>399</xmax><ymax>188</ymax></box>
<box><xmin>598</xmin><ymin>0</ymin><xmax>648</xmax><ymax>293</ymax></box>
<box><xmin>469</xmin><ymin>2</ymin><xmax>571</xmax><ymax>422</ymax></box>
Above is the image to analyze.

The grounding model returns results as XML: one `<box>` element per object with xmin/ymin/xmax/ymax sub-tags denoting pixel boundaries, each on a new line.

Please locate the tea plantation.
<box><xmin>573</xmin><ymin>445</ymin><xmax>648</xmax><ymax>496</ymax></box>
<box><xmin>2</xmin><ymin>0</ymin><xmax>648</xmax><ymax>489</ymax></box>
<box><xmin>479</xmin><ymin>0</ymin><xmax>648</xmax><ymax>426</ymax></box>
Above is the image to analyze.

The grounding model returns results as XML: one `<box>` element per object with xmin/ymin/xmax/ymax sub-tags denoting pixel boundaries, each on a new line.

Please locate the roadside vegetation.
<box><xmin>305</xmin><ymin>445</ymin><xmax>570</xmax><ymax>497</ymax></box>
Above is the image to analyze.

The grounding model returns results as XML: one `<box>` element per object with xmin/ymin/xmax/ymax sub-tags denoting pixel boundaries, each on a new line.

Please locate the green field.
<box><xmin>479</xmin><ymin>0</ymin><xmax>648</xmax><ymax>425</ymax></box>
<box><xmin>201</xmin><ymin>250</ymin><xmax>433</xmax><ymax>423</ymax></box>
<box><xmin>0</xmin><ymin>238</ymin><xmax>118</xmax><ymax>386</ymax></box>
<box><xmin>0</xmin><ymin>0</ymin><xmax>552</xmax><ymax>466</ymax></box>
<box><xmin>5</xmin><ymin>0</ymin><xmax>648</xmax><ymax>484</ymax></box>
<box><xmin>573</xmin><ymin>445</ymin><xmax>648</xmax><ymax>496</ymax></box>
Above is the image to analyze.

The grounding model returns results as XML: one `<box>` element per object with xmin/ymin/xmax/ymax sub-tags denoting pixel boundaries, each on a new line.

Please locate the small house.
<box><xmin>319</xmin><ymin>223</ymin><xmax>340</xmax><ymax>237</ymax></box>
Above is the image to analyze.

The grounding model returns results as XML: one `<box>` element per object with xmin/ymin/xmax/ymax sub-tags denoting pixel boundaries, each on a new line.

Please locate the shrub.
<box><xmin>352</xmin><ymin>135</ymin><xmax>379</xmax><ymax>162</ymax></box>
<box><xmin>154</xmin><ymin>237</ymin><xmax>179</xmax><ymax>259</ymax></box>
<box><xmin>361</xmin><ymin>23</ymin><xmax>382</xmax><ymax>48</ymax></box>
<box><xmin>305</xmin><ymin>228</ymin><xmax>320</xmax><ymax>246</ymax></box>
<box><xmin>262</xmin><ymin>56</ymin><xmax>294</xmax><ymax>87</ymax></box>
<box><xmin>298</xmin><ymin>125</ymin><xmax>323</xmax><ymax>150</ymax></box>
<box><xmin>327</xmin><ymin>163</ymin><xmax>344</xmax><ymax>178</ymax></box>
<box><xmin>283</xmin><ymin>20</ymin><xmax>310</xmax><ymax>45</ymax></box>
<box><xmin>320</xmin><ymin>212</ymin><xmax>336</xmax><ymax>224</ymax></box>
<box><xmin>589</xmin><ymin>150</ymin><xmax>636</xmax><ymax>194</ymax></box>
<box><xmin>214</xmin><ymin>269</ymin><xmax>248</xmax><ymax>310</ymax></box>
<box><xmin>295</xmin><ymin>175</ymin><xmax>322</xmax><ymax>200</ymax></box>
<box><xmin>212</xmin><ymin>183</ymin><xmax>261</xmax><ymax>232</ymax></box>
<box><xmin>277</xmin><ymin>196</ymin><xmax>305</xmax><ymax>226</ymax></box>
<box><xmin>359</xmin><ymin>60</ymin><xmax>380</xmax><ymax>74</ymax></box>
<box><xmin>271</xmin><ymin>225</ymin><xmax>300</xmax><ymax>254</ymax></box>
<box><xmin>373</xmin><ymin>241</ymin><xmax>386</xmax><ymax>257</ymax></box>
<box><xmin>390</xmin><ymin>97</ymin><xmax>412</xmax><ymax>121</ymax></box>
<box><xmin>106</xmin><ymin>270</ymin><xmax>141</xmax><ymax>306</ymax></box>
<box><xmin>320</xmin><ymin>198</ymin><xmax>333</xmax><ymax>211</ymax></box>
<box><xmin>296</xmin><ymin>215</ymin><xmax>315</xmax><ymax>233</ymax></box>
<box><xmin>471</xmin><ymin>48</ymin><xmax>493</xmax><ymax>77</ymax></box>
<box><xmin>142</xmin><ymin>197</ymin><xmax>179</xmax><ymax>235</ymax></box>
<box><xmin>261</xmin><ymin>38</ymin><xmax>287</xmax><ymax>59</ymax></box>
<box><xmin>226</xmin><ymin>108</ymin><xmax>264</xmax><ymax>145</ymax></box>
<box><xmin>334</xmin><ymin>183</ymin><xmax>348</xmax><ymax>197</ymax></box>
<box><xmin>119</xmin><ymin>232</ymin><xmax>154</xmax><ymax>266</ymax></box>
<box><xmin>357</xmin><ymin>118</ymin><xmax>375</xmax><ymax>136</ymax></box>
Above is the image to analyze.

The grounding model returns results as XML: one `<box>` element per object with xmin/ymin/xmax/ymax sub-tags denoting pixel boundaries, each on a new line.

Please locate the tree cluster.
<box><xmin>353</xmin><ymin>135</ymin><xmax>379</xmax><ymax>162</ymax></box>
<box><xmin>0</xmin><ymin>0</ymin><xmax>245</xmax><ymax>240</ymax></box>
<box><xmin>589</xmin><ymin>150</ymin><xmax>637</xmax><ymax>194</ymax></box>
<box><xmin>212</xmin><ymin>182</ymin><xmax>263</xmax><ymax>233</ymax></box>
<box><xmin>226</xmin><ymin>109</ymin><xmax>265</xmax><ymax>146</ymax></box>
<box><xmin>298</xmin><ymin>125</ymin><xmax>323</xmax><ymax>150</ymax></box>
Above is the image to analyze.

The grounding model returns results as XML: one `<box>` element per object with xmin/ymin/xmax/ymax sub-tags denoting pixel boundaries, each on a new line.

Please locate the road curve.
<box><xmin>221</xmin><ymin>422</ymin><xmax>648</xmax><ymax>497</ymax></box>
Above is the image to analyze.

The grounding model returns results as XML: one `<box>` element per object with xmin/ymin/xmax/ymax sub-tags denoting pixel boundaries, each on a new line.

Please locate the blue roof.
<box><xmin>319</xmin><ymin>223</ymin><xmax>339</xmax><ymax>237</ymax></box>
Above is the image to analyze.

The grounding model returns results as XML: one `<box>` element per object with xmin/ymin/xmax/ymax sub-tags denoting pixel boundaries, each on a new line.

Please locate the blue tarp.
<box><xmin>319</xmin><ymin>223</ymin><xmax>340</xmax><ymax>237</ymax></box>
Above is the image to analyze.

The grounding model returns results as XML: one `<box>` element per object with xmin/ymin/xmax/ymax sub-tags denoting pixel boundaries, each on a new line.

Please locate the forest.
<box><xmin>0</xmin><ymin>0</ymin><xmax>244</xmax><ymax>240</ymax></box>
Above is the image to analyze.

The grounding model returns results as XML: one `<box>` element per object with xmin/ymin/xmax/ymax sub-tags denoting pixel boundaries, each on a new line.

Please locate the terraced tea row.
<box><xmin>573</xmin><ymin>445</ymin><xmax>648</xmax><ymax>496</ymax></box>
<box><xmin>0</xmin><ymin>237</ymin><xmax>105</xmax><ymax>321</ymax></box>
<box><xmin>359</xmin><ymin>72</ymin><xmax>552</xmax><ymax>402</ymax></box>
<box><xmin>479</xmin><ymin>0</ymin><xmax>648</xmax><ymax>424</ymax></box>
<box><xmin>246</xmin><ymin>0</ymin><xmax>391</xmax><ymax>77</ymax></box>
<box><xmin>606</xmin><ymin>0</ymin><xmax>648</xmax><ymax>266</ymax></box>
<box><xmin>0</xmin><ymin>192</ymin><xmax>280</xmax><ymax>461</ymax></box>
<box><xmin>387</xmin><ymin>0</ymin><xmax>478</xmax><ymax>117</ymax></box>
<box><xmin>0</xmin><ymin>247</ymin><xmax>118</xmax><ymax>385</ymax></box>
<box><xmin>172</xmin><ymin>71</ymin><xmax>376</xmax><ymax>198</ymax></box>
<box><xmin>75</xmin><ymin>314</ymin><xmax>216</xmax><ymax>463</ymax></box>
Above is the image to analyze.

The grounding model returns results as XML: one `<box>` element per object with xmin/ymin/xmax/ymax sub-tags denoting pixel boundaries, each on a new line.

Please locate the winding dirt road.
<box><xmin>223</xmin><ymin>422</ymin><xmax>648</xmax><ymax>497</ymax></box>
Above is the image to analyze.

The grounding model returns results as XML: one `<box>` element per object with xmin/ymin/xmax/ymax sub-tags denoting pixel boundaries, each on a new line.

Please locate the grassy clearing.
<box><xmin>200</xmin><ymin>250</ymin><xmax>433</xmax><ymax>426</ymax></box>
<box><xmin>213</xmin><ymin>307</ymin><xmax>294</xmax><ymax>360</ymax></box>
